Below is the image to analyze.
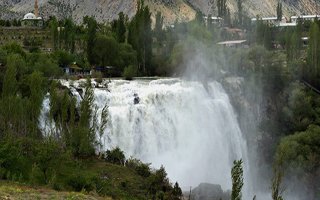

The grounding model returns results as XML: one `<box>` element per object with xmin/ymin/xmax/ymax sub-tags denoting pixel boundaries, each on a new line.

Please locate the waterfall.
<box><xmin>45</xmin><ymin>78</ymin><xmax>252</xmax><ymax>197</ymax></box>
<box><xmin>93</xmin><ymin>79</ymin><xmax>251</xmax><ymax>195</ymax></box>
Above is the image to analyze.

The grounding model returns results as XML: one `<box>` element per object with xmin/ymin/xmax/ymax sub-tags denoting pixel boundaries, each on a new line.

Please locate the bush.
<box><xmin>29</xmin><ymin>164</ymin><xmax>43</xmax><ymax>185</ymax></box>
<box><xmin>105</xmin><ymin>147</ymin><xmax>126</xmax><ymax>165</ymax></box>
<box><xmin>67</xmin><ymin>173</ymin><xmax>95</xmax><ymax>192</ymax></box>
<box><xmin>92</xmin><ymin>71</ymin><xmax>103</xmax><ymax>83</ymax></box>
<box><xmin>122</xmin><ymin>65</ymin><xmax>137</xmax><ymax>80</ymax></box>
<box><xmin>126</xmin><ymin>158</ymin><xmax>151</xmax><ymax>177</ymax></box>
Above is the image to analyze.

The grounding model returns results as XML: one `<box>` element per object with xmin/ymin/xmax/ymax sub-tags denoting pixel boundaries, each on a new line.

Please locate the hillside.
<box><xmin>188</xmin><ymin>0</ymin><xmax>320</xmax><ymax>18</ymax></box>
<box><xmin>0</xmin><ymin>181</ymin><xmax>108</xmax><ymax>200</ymax></box>
<box><xmin>1</xmin><ymin>0</ymin><xmax>319</xmax><ymax>24</ymax></box>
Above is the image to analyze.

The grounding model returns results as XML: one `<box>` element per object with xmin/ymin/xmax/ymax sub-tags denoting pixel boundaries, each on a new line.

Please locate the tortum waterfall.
<box><xmin>41</xmin><ymin>78</ymin><xmax>252</xmax><ymax>198</ymax></box>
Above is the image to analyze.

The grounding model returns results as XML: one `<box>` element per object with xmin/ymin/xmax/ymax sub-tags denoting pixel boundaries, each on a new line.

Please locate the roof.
<box><xmin>68</xmin><ymin>63</ymin><xmax>82</xmax><ymax>70</ymax></box>
<box><xmin>291</xmin><ymin>15</ymin><xmax>320</xmax><ymax>19</ymax></box>
<box><xmin>278</xmin><ymin>22</ymin><xmax>297</xmax><ymax>27</ymax></box>
<box><xmin>217</xmin><ymin>40</ymin><xmax>247</xmax><ymax>45</ymax></box>
<box><xmin>23</xmin><ymin>13</ymin><xmax>42</xmax><ymax>20</ymax></box>
<box><xmin>252</xmin><ymin>16</ymin><xmax>285</xmax><ymax>21</ymax></box>
<box><xmin>23</xmin><ymin>13</ymin><xmax>36</xmax><ymax>20</ymax></box>
<box><xmin>203</xmin><ymin>16</ymin><xmax>223</xmax><ymax>20</ymax></box>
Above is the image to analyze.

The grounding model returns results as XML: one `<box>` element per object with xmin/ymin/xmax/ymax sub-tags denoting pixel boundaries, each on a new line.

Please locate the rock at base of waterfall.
<box><xmin>134</xmin><ymin>93</ymin><xmax>140</xmax><ymax>104</ymax></box>
<box><xmin>191</xmin><ymin>183</ymin><xmax>230</xmax><ymax>200</ymax></box>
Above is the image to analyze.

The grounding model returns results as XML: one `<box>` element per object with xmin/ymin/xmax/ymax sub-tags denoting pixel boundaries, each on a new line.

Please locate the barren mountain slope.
<box><xmin>187</xmin><ymin>0</ymin><xmax>320</xmax><ymax>18</ymax></box>
<box><xmin>1</xmin><ymin>0</ymin><xmax>319</xmax><ymax>24</ymax></box>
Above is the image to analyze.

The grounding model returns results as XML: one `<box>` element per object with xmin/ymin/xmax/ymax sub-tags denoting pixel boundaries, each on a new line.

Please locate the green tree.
<box><xmin>61</xmin><ymin>18</ymin><xmax>76</xmax><ymax>52</ymax></box>
<box><xmin>116</xmin><ymin>12</ymin><xmax>127</xmax><ymax>43</ymax></box>
<box><xmin>27</xmin><ymin>71</ymin><xmax>45</xmax><ymax>136</ymax></box>
<box><xmin>33</xmin><ymin>54</ymin><xmax>62</xmax><ymax>77</ymax></box>
<box><xmin>172</xmin><ymin>182</ymin><xmax>183</xmax><ymax>199</ymax></box>
<box><xmin>72</xmin><ymin>79</ymin><xmax>96</xmax><ymax>157</ymax></box>
<box><xmin>307</xmin><ymin>22</ymin><xmax>320</xmax><ymax>80</ymax></box>
<box><xmin>33</xmin><ymin>138</ymin><xmax>63</xmax><ymax>184</ymax></box>
<box><xmin>231</xmin><ymin>159</ymin><xmax>244</xmax><ymax>200</ymax></box>
<box><xmin>128</xmin><ymin>0</ymin><xmax>152</xmax><ymax>75</ymax></box>
<box><xmin>1</xmin><ymin>42</ymin><xmax>26</xmax><ymax>58</ymax></box>
<box><xmin>48</xmin><ymin>17</ymin><xmax>59</xmax><ymax>50</ymax></box>
<box><xmin>256</xmin><ymin>22</ymin><xmax>273</xmax><ymax>50</ymax></box>
<box><xmin>117</xmin><ymin>43</ymin><xmax>137</xmax><ymax>71</ymax></box>
<box><xmin>154</xmin><ymin>11</ymin><xmax>164</xmax><ymax>44</ymax></box>
<box><xmin>217</xmin><ymin>0</ymin><xmax>227</xmax><ymax>18</ymax></box>
<box><xmin>271</xmin><ymin>165</ymin><xmax>284</xmax><ymax>200</ymax></box>
<box><xmin>84</xmin><ymin>16</ymin><xmax>97</xmax><ymax>65</ymax></box>
<box><xmin>52</xmin><ymin>50</ymin><xmax>74</xmax><ymax>67</ymax></box>
<box><xmin>2</xmin><ymin>55</ymin><xmax>19</xmax><ymax>98</ymax></box>
<box><xmin>282</xmin><ymin>83</ymin><xmax>314</xmax><ymax>132</ymax></box>
<box><xmin>123</xmin><ymin>65</ymin><xmax>138</xmax><ymax>80</ymax></box>
<box><xmin>105</xmin><ymin>147</ymin><xmax>125</xmax><ymax>165</ymax></box>
<box><xmin>194</xmin><ymin>11</ymin><xmax>204</xmax><ymax>25</ymax></box>
<box><xmin>0</xmin><ymin>54</ymin><xmax>28</xmax><ymax>136</ymax></box>
<box><xmin>93</xmin><ymin>34</ymin><xmax>119</xmax><ymax>67</ymax></box>
<box><xmin>275</xmin><ymin>125</ymin><xmax>320</xmax><ymax>199</ymax></box>
<box><xmin>236</xmin><ymin>0</ymin><xmax>243</xmax><ymax>27</ymax></box>
<box><xmin>277</xmin><ymin>1</ymin><xmax>283</xmax><ymax>21</ymax></box>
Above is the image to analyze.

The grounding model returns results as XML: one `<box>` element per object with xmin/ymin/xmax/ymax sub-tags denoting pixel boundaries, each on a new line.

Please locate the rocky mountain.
<box><xmin>0</xmin><ymin>0</ymin><xmax>319</xmax><ymax>24</ymax></box>
<box><xmin>189</xmin><ymin>0</ymin><xmax>320</xmax><ymax>18</ymax></box>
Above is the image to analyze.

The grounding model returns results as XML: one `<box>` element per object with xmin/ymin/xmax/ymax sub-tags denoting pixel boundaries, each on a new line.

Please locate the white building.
<box><xmin>291</xmin><ymin>15</ymin><xmax>320</xmax><ymax>23</ymax></box>
<box><xmin>21</xmin><ymin>0</ymin><xmax>43</xmax><ymax>27</ymax></box>
<box><xmin>251</xmin><ymin>16</ymin><xmax>286</xmax><ymax>25</ymax></box>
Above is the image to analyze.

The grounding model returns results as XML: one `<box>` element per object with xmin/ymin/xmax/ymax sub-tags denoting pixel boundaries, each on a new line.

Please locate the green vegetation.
<box><xmin>231</xmin><ymin>160</ymin><xmax>244</xmax><ymax>200</ymax></box>
<box><xmin>0</xmin><ymin>180</ymin><xmax>107</xmax><ymax>200</ymax></box>
<box><xmin>276</xmin><ymin>1</ymin><xmax>283</xmax><ymax>21</ymax></box>
<box><xmin>0</xmin><ymin>36</ymin><xmax>182</xmax><ymax>200</ymax></box>
<box><xmin>0</xmin><ymin>0</ymin><xmax>320</xmax><ymax>199</ymax></box>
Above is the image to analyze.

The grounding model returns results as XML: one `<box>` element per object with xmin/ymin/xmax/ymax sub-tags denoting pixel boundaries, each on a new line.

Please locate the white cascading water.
<box><xmin>95</xmin><ymin>79</ymin><xmax>250</xmax><ymax>195</ymax></box>
<box><xmin>44</xmin><ymin>78</ymin><xmax>252</xmax><ymax>197</ymax></box>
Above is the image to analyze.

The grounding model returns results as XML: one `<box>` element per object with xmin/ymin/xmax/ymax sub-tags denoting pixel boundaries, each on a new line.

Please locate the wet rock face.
<box><xmin>191</xmin><ymin>183</ymin><xmax>230</xmax><ymax>200</ymax></box>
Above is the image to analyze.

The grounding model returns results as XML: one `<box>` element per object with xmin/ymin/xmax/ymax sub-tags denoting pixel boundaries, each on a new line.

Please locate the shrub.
<box><xmin>67</xmin><ymin>173</ymin><xmax>95</xmax><ymax>192</ymax></box>
<box><xmin>92</xmin><ymin>71</ymin><xmax>103</xmax><ymax>83</ymax></box>
<box><xmin>126</xmin><ymin>158</ymin><xmax>151</xmax><ymax>177</ymax></box>
<box><xmin>29</xmin><ymin>164</ymin><xmax>43</xmax><ymax>185</ymax></box>
<box><xmin>122</xmin><ymin>65</ymin><xmax>137</xmax><ymax>80</ymax></box>
<box><xmin>105</xmin><ymin>147</ymin><xmax>126</xmax><ymax>165</ymax></box>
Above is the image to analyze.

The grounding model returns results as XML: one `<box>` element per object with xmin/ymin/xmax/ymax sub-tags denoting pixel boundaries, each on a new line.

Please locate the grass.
<box><xmin>0</xmin><ymin>158</ymin><xmax>153</xmax><ymax>200</ymax></box>
<box><xmin>79</xmin><ymin>159</ymin><xmax>148</xmax><ymax>199</ymax></box>
<box><xmin>0</xmin><ymin>180</ymin><xmax>110</xmax><ymax>200</ymax></box>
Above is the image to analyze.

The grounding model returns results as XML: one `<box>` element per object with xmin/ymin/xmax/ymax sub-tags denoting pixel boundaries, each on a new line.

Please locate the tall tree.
<box><xmin>2</xmin><ymin>55</ymin><xmax>19</xmax><ymax>98</ymax></box>
<box><xmin>194</xmin><ymin>10</ymin><xmax>204</xmax><ymax>25</ymax></box>
<box><xmin>276</xmin><ymin>1</ymin><xmax>283</xmax><ymax>21</ymax></box>
<box><xmin>27</xmin><ymin>71</ymin><xmax>45</xmax><ymax>136</ymax></box>
<box><xmin>237</xmin><ymin>0</ymin><xmax>243</xmax><ymax>27</ymax></box>
<box><xmin>92</xmin><ymin>35</ymin><xmax>119</xmax><ymax>67</ymax></box>
<box><xmin>128</xmin><ymin>0</ymin><xmax>152</xmax><ymax>75</ymax></box>
<box><xmin>154</xmin><ymin>11</ymin><xmax>164</xmax><ymax>44</ymax></box>
<box><xmin>307</xmin><ymin>22</ymin><xmax>320</xmax><ymax>79</ymax></box>
<box><xmin>217</xmin><ymin>0</ymin><xmax>227</xmax><ymax>18</ymax></box>
<box><xmin>62</xmin><ymin>18</ymin><xmax>76</xmax><ymax>52</ymax></box>
<box><xmin>118</xmin><ymin>12</ymin><xmax>127</xmax><ymax>43</ymax></box>
<box><xmin>0</xmin><ymin>54</ymin><xmax>27</xmax><ymax>136</ymax></box>
<box><xmin>84</xmin><ymin>16</ymin><xmax>97</xmax><ymax>66</ymax></box>
<box><xmin>71</xmin><ymin>79</ymin><xmax>96</xmax><ymax>157</ymax></box>
<box><xmin>49</xmin><ymin>17</ymin><xmax>59</xmax><ymax>50</ymax></box>
<box><xmin>112</xmin><ymin>12</ymin><xmax>127</xmax><ymax>43</ymax></box>
<box><xmin>231</xmin><ymin>159</ymin><xmax>244</xmax><ymax>200</ymax></box>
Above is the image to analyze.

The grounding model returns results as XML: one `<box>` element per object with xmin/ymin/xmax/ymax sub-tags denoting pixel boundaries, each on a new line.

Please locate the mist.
<box><xmin>165</xmin><ymin>20</ymin><xmax>312</xmax><ymax>199</ymax></box>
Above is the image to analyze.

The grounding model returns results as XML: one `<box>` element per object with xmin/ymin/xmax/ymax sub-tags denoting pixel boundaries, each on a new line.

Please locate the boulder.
<box><xmin>191</xmin><ymin>183</ymin><xmax>230</xmax><ymax>200</ymax></box>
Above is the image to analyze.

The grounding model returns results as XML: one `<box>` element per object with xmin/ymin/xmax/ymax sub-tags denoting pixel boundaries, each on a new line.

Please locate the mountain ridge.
<box><xmin>1</xmin><ymin>0</ymin><xmax>319</xmax><ymax>24</ymax></box>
